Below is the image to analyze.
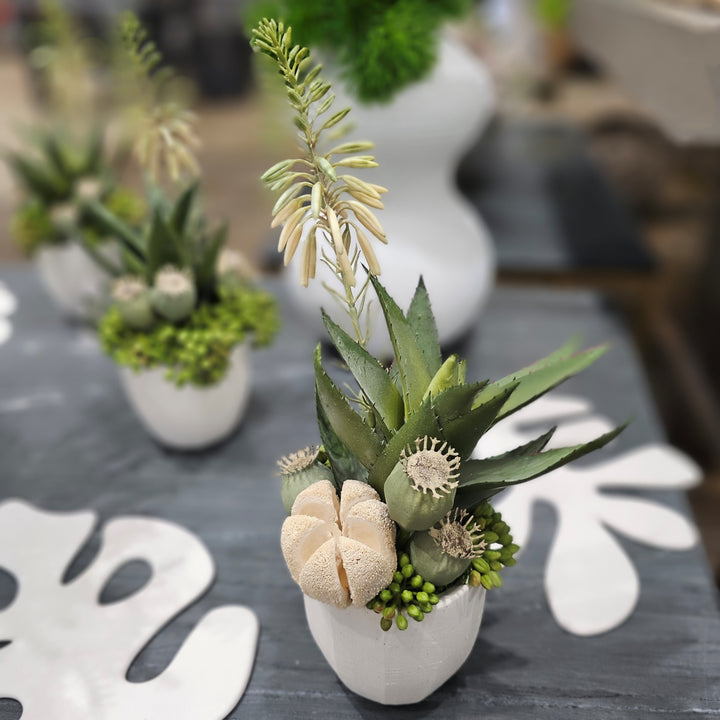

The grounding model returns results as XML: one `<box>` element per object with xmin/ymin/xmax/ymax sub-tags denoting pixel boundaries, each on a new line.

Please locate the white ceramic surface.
<box><xmin>0</xmin><ymin>498</ymin><xmax>259</xmax><ymax>720</ymax></box>
<box><xmin>35</xmin><ymin>242</ymin><xmax>115</xmax><ymax>319</ymax></box>
<box><xmin>477</xmin><ymin>394</ymin><xmax>701</xmax><ymax>636</ymax></box>
<box><xmin>286</xmin><ymin>37</ymin><xmax>497</xmax><ymax>357</ymax></box>
<box><xmin>0</xmin><ymin>282</ymin><xmax>17</xmax><ymax>345</ymax></box>
<box><xmin>119</xmin><ymin>342</ymin><xmax>251</xmax><ymax>450</ymax></box>
<box><xmin>304</xmin><ymin>584</ymin><xmax>486</xmax><ymax>705</ymax></box>
<box><xmin>571</xmin><ymin>0</ymin><xmax>720</xmax><ymax>143</ymax></box>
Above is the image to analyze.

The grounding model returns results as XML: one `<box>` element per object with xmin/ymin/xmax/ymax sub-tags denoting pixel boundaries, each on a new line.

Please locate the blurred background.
<box><xmin>1</xmin><ymin>0</ymin><xmax>719</xmax><ymax>581</ymax></box>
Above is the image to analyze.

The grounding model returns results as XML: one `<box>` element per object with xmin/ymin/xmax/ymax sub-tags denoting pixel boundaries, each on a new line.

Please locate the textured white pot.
<box><xmin>118</xmin><ymin>343</ymin><xmax>251</xmax><ymax>450</ymax></box>
<box><xmin>286</xmin><ymin>37</ymin><xmax>497</xmax><ymax>358</ymax></box>
<box><xmin>35</xmin><ymin>242</ymin><xmax>114</xmax><ymax>319</ymax></box>
<box><xmin>304</xmin><ymin>584</ymin><xmax>486</xmax><ymax>705</ymax></box>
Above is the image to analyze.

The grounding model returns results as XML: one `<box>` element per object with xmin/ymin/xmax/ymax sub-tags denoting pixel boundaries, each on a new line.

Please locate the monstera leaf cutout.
<box><xmin>474</xmin><ymin>395</ymin><xmax>701</xmax><ymax>636</ymax></box>
<box><xmin>0</xmin><ymin>283</ymin><xmax>17</xmax><ymax>346</ymax></box>
<box><xmin>0</xmin><ymin>500</ymin><xmax>259</xmax><ymax>719</ymax></box>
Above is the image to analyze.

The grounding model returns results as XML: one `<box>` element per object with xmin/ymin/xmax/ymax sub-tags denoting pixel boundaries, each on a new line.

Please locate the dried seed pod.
<box><xmin>112</xmin><ymin>276</ymin><xmax>155</xmax><ymax>331</ymax></box>
<box><xmin>277</xmin><ymin>446</ymin><xmax>335</xmax><ymax>514</ymax></box>
<box><xmin>150</xmin><ymin>266</ymin><xmax>196</xmax><ymax>323</ymax></box>
<box><xmin>384</xmin><ymin>437</ymin><xmax>460</xmax><ymax>531</ymax></box>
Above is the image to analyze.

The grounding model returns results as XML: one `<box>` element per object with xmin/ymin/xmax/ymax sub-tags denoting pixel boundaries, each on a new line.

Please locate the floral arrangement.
<box><xmin>247</xmin><ymin>0</ymin><xmax>474</xmax><ymax>102</ymax></box>
<box><xmin>253</xmin><ymin>18</ymin><xmax>625</xmax><ymax>632</ymax></box>
<box><xmin>85</xmin><ymin>14</ymin><xmax>279</xmax><ymax>387</ymax></box>
<box><xmin>6</xmin><ymin>1</ymin><xmax>144</xmax><ymax>258</ymax></box>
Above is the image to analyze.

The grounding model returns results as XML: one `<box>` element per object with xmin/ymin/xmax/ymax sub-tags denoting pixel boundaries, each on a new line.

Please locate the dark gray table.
<box><xmin>1</xmin><ymin>265</ymin><xmax>719</xmax><ymax>719</ymax></box>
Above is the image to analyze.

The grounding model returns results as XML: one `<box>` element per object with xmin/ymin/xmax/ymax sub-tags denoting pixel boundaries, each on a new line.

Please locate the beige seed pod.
<box><xmin>342</xmin><ymin>499</ymin><xmax>396</xmax><ymax>570</ymax></box>
<box><xmin>299</xmin><ymin>538</ymin><xmax>351</xmax><ymax>608</ymax></box>
<box><xmin>281</xmin><ymin>515</ymin><xmax>336</xmax><ymax>582</ymax></box>
<box><xmin>271</xmin><ymin>196</ymin><xmax>305</xmax><ymax>228</ymax></box>
<box><xmin>339</xmin><ymin>479</ymin><xmax>379</xmax><ymax>525</ymax></box>
<box><xmin>346</xmin><ymin>200</ymin><xmax>387</xmax><ymax>243</ymax></box>
<box><xmin>278</xmin><ymin>205</ymin><xmax>308</xmax><ymax>252</ymax></box>
<box><xmin>338</xmin><ymin>536</ymin><xmax>395</xmax><ymax>607</ymax></box>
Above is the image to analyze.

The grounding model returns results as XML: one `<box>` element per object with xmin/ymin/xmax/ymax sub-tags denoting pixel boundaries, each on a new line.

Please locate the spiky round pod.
<box><xmin>383</xmin><ymin>437</ymin><xmax>460</xmax><ymax>531</ymax></box>
<box><xmin>112</xmin><ymin>276</ymin><xmax>155</xmax><ymax>331</ymax></box>
<box><xmin>216</xmin><ymin>248</ymin><xmax>257</xmax><ymax>289</ymax></box>
<box><xmin>278</xmin><ymin>447</ymin><xmax>336</xmax><ymax>514</ymax></box>
<box><xmin>150</xmin><ymin>266</ymin><xmax>197</xmax><ymax>323</ymax></box>
<box><xmin>409</xmin><ymin>530</ymin><xmax>471</xmax><ymax>587</ymax></box>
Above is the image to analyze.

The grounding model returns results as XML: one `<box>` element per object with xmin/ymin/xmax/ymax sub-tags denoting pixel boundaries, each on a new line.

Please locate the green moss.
<box><xmin>99</xmin><ymin>285</ymin><xmax>280</xmax><ymax>387</ymax></box>
<box><xmin>11</xmin><ymin>200</ymin><xmax>61</xmax><ymax>255</ymax></box>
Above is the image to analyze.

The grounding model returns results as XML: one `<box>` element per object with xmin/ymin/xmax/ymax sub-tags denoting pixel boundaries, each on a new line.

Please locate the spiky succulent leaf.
<box><xmin>369</xmin><ymin>275</ymin><xmax>431</xmax><ymax>416</ymax></box>
<box><xmin>170</xmin><ymin>181</ymin><xmax>199</xmax><ymax>237</ymax></box>
<box><xmin>474</xmin><ymin>341</ymin><xmax>608</xmax><ymax>424</ymax></box>
<box><xmin>367</xmin><ymin>397</ymin><xmax>443</xmax><ymax>495</ymax></box>
<box><xmin>440</xmin><ymin>382</ymin><xmax>519</xmax><ymax>460</ymax></box>
<box><xmin>314</xmin><ymin>344</ymin><xmax>383</xmax><ymax>470</ymax></box>
<box><xmin>455</xmin><ymin>421</ymin><xmax>629</xmax><ymax>508</ymax></box>
<box><xmin>82</xmin><ymin>199</ymin><xmax>146</xmax><ymax>255</ymax></box>
<box><xmin>431</xmin><ymin>380</ymin><xmax>488</xmax><ymax>422</ymax></box>
<box><xmin>195</xmin><ymin>221</ymin><xmax>227</xmax><ymax>300</ymax></box>
<box><xmin>316</xmin><ymin>393</ymin><xmax>368</xmax><ymax>486</ymax></box>
<box><xmin>322</xmin><ymin>310</ymin><xmax>404</xmax><ymax>433</ymax></box>
<box><xmin>406</xmin><ymin>278</ymin><xmax>442</xmax><ymax>375</ymax></box>
<box><xmin>43</xmin><ymin>135</ymin><xmax>71</xmax><ymax>178</ymax></box>
<box><xmin>146</xmin><ymin>210</ymin><xmax>183</xmax><ymax>278</ymax></box>
<box><xmin>7</xmin><ymin>154</ymin><xmax>67</xmax><ymax>201</ymax></box>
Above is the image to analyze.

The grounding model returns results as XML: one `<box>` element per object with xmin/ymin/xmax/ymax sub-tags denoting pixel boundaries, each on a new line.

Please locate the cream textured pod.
<box><xmin>280</xmin><ymin>480</ymin><xmax>396</xmax><ymax>608</ymax></box>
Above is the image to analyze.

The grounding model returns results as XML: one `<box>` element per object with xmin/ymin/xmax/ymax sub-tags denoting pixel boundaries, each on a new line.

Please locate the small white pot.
<box><xmin>35</xmin><ymin>242</ymin><xmax>115</xmax><ymax>320</ymax></box>
<box><xmin>118</xmin><ymin>343</ymin><xmax>251</xmax><ymax>450</ymax></box>
<box><xmin>304</xmin><ymin>584</ymin><xmax>486</xmax><ymax>705</ymax></box>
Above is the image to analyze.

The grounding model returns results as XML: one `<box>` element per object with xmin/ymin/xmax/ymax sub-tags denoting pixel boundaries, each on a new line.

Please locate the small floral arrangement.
<box><xmin>254</xmin><ymin>19</ymin><xmax>626</xmax><ymax>632</ymax></box>
<box><xmin>6</xmin><ymin>2</ymin><xmax>144</xmax><ymax>258</ymax></box>
<box><xmin>247</xmin><ymin>0</ymin><xmax>474</xmax><ymax>102</ymax></box>
<box><xmin>87</xmin><ymin>15</ymin><xmax>279</xmax><ymax>387</ymax></box>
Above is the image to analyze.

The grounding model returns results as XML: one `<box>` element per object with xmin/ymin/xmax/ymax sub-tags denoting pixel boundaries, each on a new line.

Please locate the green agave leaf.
<box><xmin>456</xmin><ymin>421</ymin><xmax>629</xmax><ymax>509</ymax></box>
<box><xmin>314</xmin><ymin>345</ymin><xmax>383</xmax><ymax>470</ymax></box>
<box><xmin>322</xmin><ymin>310</ymin><xmax>403</xmax><ymax>433</ymax></box>
<box><xmin>432</xmin><ymin>381</ymin><xmax>489</xmax><ymax>423</ymax></box>
<box><xmin>474</xmin><ymin>341</ymin><xmax>607</xmax><ymax>425</ymax></box>
<box><xmin>367</xmin><ymin>398</ymin><xmax>443</xmax><ymax>495</ymax></box>
<box><xmin>369</xmin><ymin>275</ymin><xmax>431</xmax><ymax>417</ymax></box>
<box><xmin>120</xmin><ymin>246</ymin><xmax>146</xmax><ymax>276</ymax></box>
<box><xmin>82</xmin><ymin>130</ymin><xmax>104</xmax><ymax>175</ymax></box>
<box><xmin>406</xmin><ymin>278</ymin><xmax>442</xmax><ymax>375</ymax></box>
<box><xmin>195</xmin><ymin>222</ymin><xmax>226</xmax><ymax>298</ymax></box>
<box><xmin>83</xmin><ymin>199</ymin><xmax>146</xmax><ymax>256</ymax></box>
<box><xmin>43</xmin><ymin>135</ymin><xmax>71</xmax><ymax>178</ymax></box>
<box><xmin>316</xmin><ymin>392</ymin><xmax>367</xmax><ymax>486</ymax></box>
<box><xmin>441</xmin><ymin>382</ymin><xmax>519</xmax><ymax>460</ymax></box>
<box><xmin>8</xmin><ymin>154</ymin><xmax>66</xmax><ymax>201</ymax></box>
<box><xmin>170</xmin><ymin>181</ymin><xmax>199</xmax><ymax>237</ymax></box>
<box><xmin>146</xmin><ymin>209</ymin><xmax>182</xmax><ymax>279</ymax></box>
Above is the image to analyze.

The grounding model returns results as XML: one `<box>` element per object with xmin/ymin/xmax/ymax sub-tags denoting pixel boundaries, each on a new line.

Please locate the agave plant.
<box><xmin>256</xmin><ymin>18</ymin><xmax>627</xmax><ymax>631</ymax></box>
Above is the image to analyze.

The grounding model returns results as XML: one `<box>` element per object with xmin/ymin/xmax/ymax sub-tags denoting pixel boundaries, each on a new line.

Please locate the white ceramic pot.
<box><xmin>118</xmin><ymin>343</ymin><xmax>251</xmax><ymax>450</ymax></box>
<box><xmin>304</xmin><ymin>584</ymin><xmax>486</xmax><ymax>705</ymax></box>
<box><xmin>35</xmin><ymin>242</ymin><xmax>115</xmax><ymax>320</ymax></box>
<box><xmin>286</xmin><ymin>37</ymin><xmax>497</xmax><ymax>358</ymax></box>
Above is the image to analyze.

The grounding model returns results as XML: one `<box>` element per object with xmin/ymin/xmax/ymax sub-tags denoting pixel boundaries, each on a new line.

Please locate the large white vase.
<box><xmin>286</xmin><ymin>37</ymin><xmax>497</xmax><ymax>357</ymax></box>
<box><xmin>35</xmin><ymin>242</ymin><xmax>114</xmax><ymax>320</ymax></box>
<box><xmin>304</xmin><ymin>584</ymin><xmax>486</xmax><ymax>705</ymax></box>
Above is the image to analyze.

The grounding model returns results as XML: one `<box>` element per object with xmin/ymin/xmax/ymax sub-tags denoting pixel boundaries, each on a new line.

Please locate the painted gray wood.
<box><xmin>1</xmin><ymin>267</ymin><xmax>718</xmax><ymax>719</ymax></box>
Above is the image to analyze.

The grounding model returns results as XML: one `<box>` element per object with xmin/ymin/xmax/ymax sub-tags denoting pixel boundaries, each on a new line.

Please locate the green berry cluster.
<box><xmin>464</xmin><ymin>503</ymin><xmax>519</xmax><ymax>591</ymax></box>
<box><xmin>367</xmin><ymin>553</ymin><xmax>440</xmax><ymax>632</ymax></box>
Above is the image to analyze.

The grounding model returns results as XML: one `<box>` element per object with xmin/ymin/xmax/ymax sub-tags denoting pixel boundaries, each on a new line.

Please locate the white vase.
<box><xmin>118</xmin><ymin>343</ymin><xmax>251</xmax><ymax>450</ymax></box>
<box><xmin>35</xmin><ymin>242</ymin><xmax>115</xmax><ymax>320</ymax></box>
<box><xmin>285</xmin><ymin>37</ymin><xmax>497</xmax><ymax>358</ymax></box>
<box><xmin>304</xmin><ymin>584</ymin><xmax>486</xmax><ymax>705</ymax></box>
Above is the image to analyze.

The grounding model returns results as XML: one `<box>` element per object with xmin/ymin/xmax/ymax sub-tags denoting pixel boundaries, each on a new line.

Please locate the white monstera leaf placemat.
<box><xmin>475</xmin><ymin>395</ymin><xmax>701</xmax><ymax>636</ymax></box>
<box><xmin>0</xmin><ymin>500</ymin><xmax>259</xmax><ymax>719</ymax></box>
<box><xmin>0</xmin><ymin>283</ymin><xmax>17</xmax><ymax>346</ymax></box>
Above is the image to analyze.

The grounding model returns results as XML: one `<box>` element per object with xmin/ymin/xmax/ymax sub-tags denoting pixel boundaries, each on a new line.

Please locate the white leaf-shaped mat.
<box><xmin>475</xmin><ymin>395</ymin><xmax>701</xmax><ymax>636</ymax></box>
<box><xmin>0</xmin><ymin>500</ymin><xmax>259</xmax><ymax>719</ymax></box>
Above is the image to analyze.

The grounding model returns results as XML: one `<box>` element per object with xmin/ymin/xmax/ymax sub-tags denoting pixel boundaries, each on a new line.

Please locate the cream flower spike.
<box><xmin>281</xmin><ymin>480</ymin><xmax>396</xmax><ymax>608</ymax></box>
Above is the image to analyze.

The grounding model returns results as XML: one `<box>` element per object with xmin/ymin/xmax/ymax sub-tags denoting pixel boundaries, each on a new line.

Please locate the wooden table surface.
<box><xmin>1</xmin><ymin>267</ymin><xmax>719</xmax><ymax>718</ymax></box>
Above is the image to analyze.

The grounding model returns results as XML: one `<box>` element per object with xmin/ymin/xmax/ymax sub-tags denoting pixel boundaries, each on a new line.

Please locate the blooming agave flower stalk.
<box><xmin>255</xmin><ymin>18</ymin><xmax>627</xmax><ymax>631</ymax></box>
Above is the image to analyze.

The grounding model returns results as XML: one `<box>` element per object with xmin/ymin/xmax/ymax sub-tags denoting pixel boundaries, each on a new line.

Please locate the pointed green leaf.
<box><xmin>170</xmin><ymin>181</ymin><xmax>199</xmax><ymax>236</ymax></box>
<box><xmin>406</xmin><ymin>278</ymin><xmax>442</xmax><ymax>375</ymax></box>
<box><xmin>441</xmin><ymin>382</ymin><xmax>519</xmax><ymax>460</ymax></box>
<box><xmin>474</xmin><ymin>342</ymin><xmax>608</xmax><ymax>424</ymax></box>
<box><xmin>369</xmin><ymin>275</ymin><xmax>431</xmax><ymax>417</ymax></box>
<box><xmin>7</xmin><ymin>154</ymin><xmax>66</xmax><ymax>201</ymax></box>
<box><xmin>314</xmin><ymin>345</ymin><xmax>383</xmax><ymax>470</ymax></box>
<box><xmin>367</xmin><ymin>398</ymin><xmax>443</xmax><ymax>495</ymax></box>
<box><xmin>146</xmin><ymin>209</ymin><xmax>182</xmax><ymax>279</ymax></box>
<box><xmin>456</xmin><ymin>421</ymin><xmax>629</xmax><ymax>509</ymax></box>
<box><xmin>82</xmin><ymin>130</ymin><xmax>104</xmax><ymax>175</ymax></box>
<box><xmin>432</xmin><ymin>381</ymin><xmax>489</xmax><ymax>423</ymax></box>
<box><xmin>83</xmin><ymin>199</ymin><xmax>146</xmax><ymax>256</ymax></box>
<box><xmin>43</xmin><ymin>135</ymin><xmax>71</xmax><ymax>178</ymax></box>
<box><xmin>195</xmin><ymin>222</ymin><xmax>226</xmax><ymax>299</ymax></box>
<box><xmin>316</xmin><ymin>392</ymin><xmax>368</xmax><ymax>486</ymax></box>
<box><xmin>322</xmin><ymin>311</ymin><xmax>403</xmax><ymax>433</ymax></box>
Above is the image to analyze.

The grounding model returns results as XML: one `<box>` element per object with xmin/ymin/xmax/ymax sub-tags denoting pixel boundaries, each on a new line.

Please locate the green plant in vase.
<box><xmin>253</xmin><ymin>19</ymin><xmax>626</xmax><ymax>705</ymax></box>
<box><xmin>4</xmin><ymin>0</ymin><xmax>145</xmax><ymax>317</ymax></box>
<box><xmin>82</xmin><ymin>14</ymin><xmax>279</xmax><ymax>449</ymax></box>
